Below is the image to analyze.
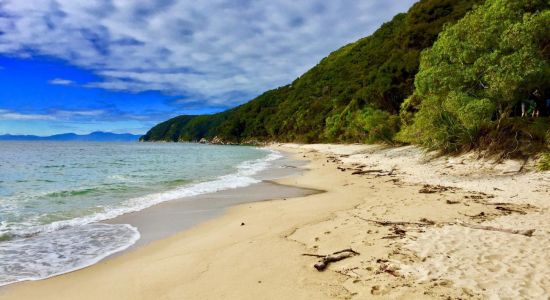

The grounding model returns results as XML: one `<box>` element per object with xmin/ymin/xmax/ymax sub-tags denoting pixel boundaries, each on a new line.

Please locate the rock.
<box><xmin>211</xmin><ymin>136</ymin><xmax>224</xmax><ymax>144</ymax></box>
<box><xmin>198</xmin><ymin>138</ymin><xmax>208</xmax><ymax>144</ymax></box>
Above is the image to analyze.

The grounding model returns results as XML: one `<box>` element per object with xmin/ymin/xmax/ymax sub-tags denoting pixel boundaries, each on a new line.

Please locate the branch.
<box><xmin>302</xmin><ymin>249</ymin><xmax>360</xmax><ymax>271</ymax></box>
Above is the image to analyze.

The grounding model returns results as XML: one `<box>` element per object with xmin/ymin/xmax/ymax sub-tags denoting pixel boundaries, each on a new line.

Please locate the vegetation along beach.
<box><xmin>0</xmin><ymin>0</ymin><xmax>548</xmax><ymax>299</ymax></box>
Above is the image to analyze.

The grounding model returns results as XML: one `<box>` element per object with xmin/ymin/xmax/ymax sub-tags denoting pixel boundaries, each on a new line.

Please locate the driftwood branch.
<box><xmin>302</xmin><ymin>249</ymin><xmax>359</xmax><ymax>271</ymax></box>
<box><xmin>495</xmin><ymin>206</ymin><xmax>527</xmax><ymax>215</ymax></box>
<box><xmin>418</xmin><ymin>184</ymin><xmax>452</xmax><ymax>194</ymax></box>
<box><xmin>351</xmin><ymin>169</ymin><xmax>383</xmax><ymax>175</ymax></box>
<box><xmin>457</xmin><ymin>221</ymin><xmax>535</xmax><ymax>237</ymax></box>
<box><xmin>354</xmin><ymin>215</ymin><xmax>535</xmax><ymax>237</ymax></box>
<box><xmin>352</xmin><ymin>215</ymin><xmax>434</xmax><ymax>227</ymax></box>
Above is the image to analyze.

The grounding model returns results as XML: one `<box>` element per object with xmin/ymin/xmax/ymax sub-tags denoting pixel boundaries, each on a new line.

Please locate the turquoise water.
<box><xmin>0</xmin><ymin>142</ymin><xmax>278</xmax><ymax>285</ymax></box>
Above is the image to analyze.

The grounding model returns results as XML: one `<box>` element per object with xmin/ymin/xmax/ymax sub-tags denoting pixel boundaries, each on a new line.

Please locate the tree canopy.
<box><xmin>399</xmin><ymin>0</ymin><xmax>549</xmax><ymax>154</ymax></box>
<box><xmin>141</xmin><ymin>0</ymin><xmax>482</xmax><ymax>143</ymax></box>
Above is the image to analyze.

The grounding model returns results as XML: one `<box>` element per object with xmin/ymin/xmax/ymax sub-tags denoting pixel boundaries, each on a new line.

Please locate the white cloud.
<box><xmin>48</xmin><ymin>78</ymin><xmax>74</xmax><ymax>85</ymax></box>
<box><xmin>0</xmin><ymin>108</ymin><xmax>110</xmax><ymax>121</ymax></box>
<box><xmin>0</xmin><ymin>0</ymin><xmax>416</xmax><ymax>105</ymax></box>
<box><xmin>0</xmin><ymin>109</ymin><xmax>56</xmax><ymax>120</ymax></box>
<box><xmin>52</xmin><ymin>109</ymin><xmax>106</xmax><ymax>117</ymax></box>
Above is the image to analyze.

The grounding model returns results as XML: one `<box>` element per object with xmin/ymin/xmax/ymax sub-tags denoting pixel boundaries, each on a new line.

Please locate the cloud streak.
<box><xmin>48</xmin><ymin>78</ymin><xmax>75</xmax><ymax>85</ymax></box>
<box><xmin>0</xmin><ymin>0</ymin><xmax>415</xmax><ymax>106</ymax></box>
<box><xmin>0</xmin><ymin>107</ymin><xmax>172</xmax><ymax>124</ymax></box>
<box><xmin>0</xmin><ymin>109</ymin><xmax>56</xmax><ymax>120</ymax></box>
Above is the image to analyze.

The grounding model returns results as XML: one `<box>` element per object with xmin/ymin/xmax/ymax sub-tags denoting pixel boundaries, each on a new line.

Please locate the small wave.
<box><xmin>46</xmin><ymin>188</ymin><xmax>99</xmax><ymax>198</ymax></box>
<box><xmin>42</xmin><ymin>165</ymin><xmax>65</xmax><ymax>169</ymax></box>
<box><xmin>0</xmin><ymin>148</ymin><xmax>283</xmax><ymax>286</ymax></box>
<box><xmin>4</xmin><ymin>149</ymin><xmax>283</xmax><ymax>239</ymax></box>
<box><xmin>0</xmin><ymin>223</ymin><xmax>139</xmax><ymax>286</ymax></box>
<box><xmin>162</xmin><ymin>178</ymin><xmax>193</xmax><ymax>186</ymax></box>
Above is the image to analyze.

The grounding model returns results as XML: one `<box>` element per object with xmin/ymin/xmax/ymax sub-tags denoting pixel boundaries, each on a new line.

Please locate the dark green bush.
<box><xmin>399</xmin><ymin>0</ymin><xmax>550</xmax><ymax>154</ymax></box>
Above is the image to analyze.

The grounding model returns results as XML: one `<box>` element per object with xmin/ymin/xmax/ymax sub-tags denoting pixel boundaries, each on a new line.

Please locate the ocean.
<box><xmin>0</xmin><ymin>141</ymin><xmax>280</xmax><ymax>286</ymax></box>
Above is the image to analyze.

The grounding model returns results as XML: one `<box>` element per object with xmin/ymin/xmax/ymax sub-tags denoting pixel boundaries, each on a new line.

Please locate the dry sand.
<box><xmin>1</xmin><ymin>144</ymin><xmax>548</xmax><ymax>300</ymax></box>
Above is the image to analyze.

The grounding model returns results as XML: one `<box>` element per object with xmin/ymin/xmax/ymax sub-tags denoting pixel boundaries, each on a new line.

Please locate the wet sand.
<box><xmin>106</xmin><ymin>180</ymin><xmax>320</xmax><ymax>248</ymax></box>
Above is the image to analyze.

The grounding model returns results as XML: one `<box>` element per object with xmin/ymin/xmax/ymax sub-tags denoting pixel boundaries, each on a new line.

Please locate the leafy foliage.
<box><xmin>142</xmin><ymin>0</ymin><xmax>481</xmax><ymax>143</ymax></box>
<box><xmin>538</xmin><ymin>151</ymin><xmax>550</xmax><ymax>171</ymax></box>
<box><xmin>398</xmin><ymin>0</ymin><xmax>550</xmax><ymax>155</ymax></box>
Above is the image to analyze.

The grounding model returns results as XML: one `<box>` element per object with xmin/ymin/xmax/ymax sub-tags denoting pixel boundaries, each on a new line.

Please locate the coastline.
<box><xmin>0</xmin><ymin>147</ymin><xmax>312</xmax><ymax>287</ymax></box>
<box><xmin>1</xmin><ymin>144</ymin><xmax>548</xmax><ymax>299</ymax></box>
<box><xmin>103</xmin><ymin>148</ymin><xmax>318</xmax><ymax>249</ymax></box>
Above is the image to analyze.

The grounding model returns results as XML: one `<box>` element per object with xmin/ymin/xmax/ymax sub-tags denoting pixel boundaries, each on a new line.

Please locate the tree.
<box><xmin>399</xmin><ymin>0</ymin><xmax>550</xmax><ymax>152</ymax></box>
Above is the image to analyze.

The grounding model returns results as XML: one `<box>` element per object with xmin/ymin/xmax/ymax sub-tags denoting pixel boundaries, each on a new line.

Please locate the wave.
<box><xmin>0</xmin><ymin>148</ymin><xmax>282</xmax><ymax>286</ymax></box>
<box><xmin>0</xmin><ymin>223</ymin><xmax>139</xmax><ymax>286</ymax></box>
<box><xmin>2</xmin><ymin>148</ymin><xmax>282</xmax><ymax>240</ymax></box>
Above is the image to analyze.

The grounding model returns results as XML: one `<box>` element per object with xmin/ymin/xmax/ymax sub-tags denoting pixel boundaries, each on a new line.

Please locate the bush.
<box><xmin>399</xmin><ymin>0</ymin><xmax>550</xmax><ymax>154</ymax></box>
<box><xmin>357</xmin><ymin>107</ymin><xmax>400</xmax><ymax>143</ymax></box>
<box><xmin>537</xmin><ymin>153</ymin><xmax>550</xmax><ymax>171</ymax></box>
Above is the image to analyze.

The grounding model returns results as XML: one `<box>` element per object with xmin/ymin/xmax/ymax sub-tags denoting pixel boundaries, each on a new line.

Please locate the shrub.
<box><xmin>537</xmin><ymin>153</ymin><xmax>550</xmax><ymax>171</ymax></box>
<box><xmin>399</xmin><ymin>0</ymin><xmax>550</xmax><ymax>154</ymax></box>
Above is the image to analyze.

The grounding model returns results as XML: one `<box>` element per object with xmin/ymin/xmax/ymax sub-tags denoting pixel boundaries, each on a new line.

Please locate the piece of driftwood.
<box><xmin>351</xmin><ymin>169</ymin><xmax>384</xmax><ymax>175</ymax></box>
<box><xmin>495</xmin><ymin>206</ymin><xmax>526</xmax><ymax>215</ymax></box>
<box><xmin>419</xmin><ymin>184</ymin><xmax>451</xmax><ymax>194</ymax></box>
<box><xmin>354</xmin><ymin>215</ymin><xmax>535</xmax><ymax>237</ymax></box>
<box><xmin>353</xmin><ymin>215</ymin><xmax>433</xmax><ymax>227</ymax></box>
<box><xmin>457</xmin><ymin>221</ymin><xmax>535</xmax><ymax>237</ymax></box>
<box><xmin>302</xmin><ymin>249</ymin><xmax>359</xmax><ymax>271</ymax></box>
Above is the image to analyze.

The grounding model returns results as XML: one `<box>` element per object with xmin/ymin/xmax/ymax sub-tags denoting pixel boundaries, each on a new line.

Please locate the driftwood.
<box><xmin>457</xmin><ymin>221</ymin><xmax>535</xmax><ymax>237</ymax></box>
<box><xmin>419</xmin><ymin>184</ymin><xmax>452</xmax><ymax>194</ymax></box>
<box><xmin>351</xmin><ymin>169</ymin><xmax>384</xmax><ymax>175</ymax></box>
<box><xmin>354</xmin><ymin>215</ymin><xmax>535</xmax><ymax>237</ymax></box>
<box><xmin>495</xmin><ymin>206</ymin><xmax>526</xmax><ymax>215</ymax></box>
<box><xmin>353</xmin><ymin>215</ymin><xmax>434</xmax><ymax>227</ymax></box>
<box><xmin>303</xmin><ymin>249</ymin><xmax>359</xmax><ymax>271</ymax></box>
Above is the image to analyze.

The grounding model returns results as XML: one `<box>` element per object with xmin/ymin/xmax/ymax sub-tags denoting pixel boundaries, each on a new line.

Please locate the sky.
<box><xmin>0</xmin><ymin>0</ymin><xmax>416</xmax><ymax>136</ymax></box>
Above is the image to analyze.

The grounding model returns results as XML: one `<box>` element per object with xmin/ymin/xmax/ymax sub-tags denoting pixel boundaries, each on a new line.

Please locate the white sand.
<box><xmin>282</xmin><ymin>143</ymin><xmax>550</xmax><ymax>299</ymax></box>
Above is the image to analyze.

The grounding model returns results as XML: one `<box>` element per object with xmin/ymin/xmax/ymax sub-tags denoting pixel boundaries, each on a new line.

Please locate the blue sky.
<box><xmin>0</xmin><ymin>0</ymin><xmax>415</xmax><ymax>135</ymax></box>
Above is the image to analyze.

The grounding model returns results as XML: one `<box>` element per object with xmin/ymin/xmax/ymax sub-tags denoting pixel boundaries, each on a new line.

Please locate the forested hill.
<box><xmin>141</xmin><ymin>0</ymin><xmax>482</xmax><ymax>143</ymax></box>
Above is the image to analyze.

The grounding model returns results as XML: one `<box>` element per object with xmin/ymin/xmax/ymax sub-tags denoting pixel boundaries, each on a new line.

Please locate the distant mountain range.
<box><xmin>0</xmin><ymin>131</ymin><xmax>141</xmax><ymax>142</ymax></box>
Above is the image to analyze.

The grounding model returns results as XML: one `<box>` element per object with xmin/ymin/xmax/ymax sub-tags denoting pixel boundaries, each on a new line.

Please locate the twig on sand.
<box><xmin>456</xmin><ymin>221</ymin><xmax>535</xmax><ymax>237</ymax></box>
<box><xmin>351</xmin><ymin>169</ymin><xmax>384</xmax><ymax>175</ymax></box>
<box><xmin>419</xmin><ymin>184</ymin><xmax>453</xmax><ymax>194</ymax></box>
<box><xmin>302</xmin><ymin>249</ymin><xmax>360</xmax><ymax>271</ymax></box>
<box><xmin>354</xmin><ymin>215</ymin><xmax>535</xmax><ymax>237</ymax></box>
<box><xmin>495</xmin><ymin>206</ymin><xmax>527</xmax><ymax>215</ymax></box>
<box><xmin>352</xmin><ymin>215</ymin><xmax>434</xmax><ymax>227</ymax></box>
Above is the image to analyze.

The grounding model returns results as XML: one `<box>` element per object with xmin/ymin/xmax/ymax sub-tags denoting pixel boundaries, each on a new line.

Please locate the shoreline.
<box><xmin>104</xmin><ymin>147</ymin><xmax>318</xmax><ymax>249</ymax></box>
<box><xmin>1</xmin><ymin>144</ymin><xmax>548</xmax><ymax>299</ymax></box>
<box><xmin>0</xmin><ymin>147</ymin><xmax>312</xmax><ymax>287</ymax></box>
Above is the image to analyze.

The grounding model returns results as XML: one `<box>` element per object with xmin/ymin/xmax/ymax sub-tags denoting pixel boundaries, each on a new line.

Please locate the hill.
<box><xmin>141</xmin><ymin>0</ymin><xmax>482</xmax><ymax>143</ymax></box>
<box><xmin>0</xmin><ymin>131</ymin><xmax>141</xmax><ymax>142</ymax></box>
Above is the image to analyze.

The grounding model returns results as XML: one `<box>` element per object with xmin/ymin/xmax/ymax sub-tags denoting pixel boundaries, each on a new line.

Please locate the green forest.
<box><xmin>141</xmin><ymin>0</ymin><xmax>549</xmax><ymax>167</ymax></box>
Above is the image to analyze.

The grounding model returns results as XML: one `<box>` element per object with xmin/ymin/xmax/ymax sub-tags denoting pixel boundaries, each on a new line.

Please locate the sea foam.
<box><xmin>0</xmin><ymin>148</ymin><xmax>282</xmax><ymax>286</ymax></box>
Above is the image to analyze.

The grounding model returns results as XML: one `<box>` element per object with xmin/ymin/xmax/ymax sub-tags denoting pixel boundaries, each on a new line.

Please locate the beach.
<box><xmin>1</xmin><ymin>143</ymin><xmax>549</xmax><ymax>300</ymax></box>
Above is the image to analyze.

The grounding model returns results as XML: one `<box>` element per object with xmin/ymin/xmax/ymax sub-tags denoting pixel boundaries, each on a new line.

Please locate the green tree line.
<box><xmin>142</xmin><ymin>0</ymin><xmax>549</xmax><ymax>163</ymax></box>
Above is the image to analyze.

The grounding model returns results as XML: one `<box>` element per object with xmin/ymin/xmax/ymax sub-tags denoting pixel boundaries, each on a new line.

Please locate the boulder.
<box><xmin>211</xmin><ymin>136</ymin><xmax>224</xmax><ymax>144</ymax></box>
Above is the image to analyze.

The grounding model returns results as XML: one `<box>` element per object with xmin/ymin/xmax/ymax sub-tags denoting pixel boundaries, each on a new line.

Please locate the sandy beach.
<box><xmin>1</xmin><ymin>144</ymin><xmax>549</xmax><ymax>300</ymax></box>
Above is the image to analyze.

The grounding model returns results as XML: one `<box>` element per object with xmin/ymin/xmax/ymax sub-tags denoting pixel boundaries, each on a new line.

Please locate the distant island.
<box><xmin>0</xmin><ymin>131</ymin><xmax>141</xmax><ymax>142</ymax></box>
